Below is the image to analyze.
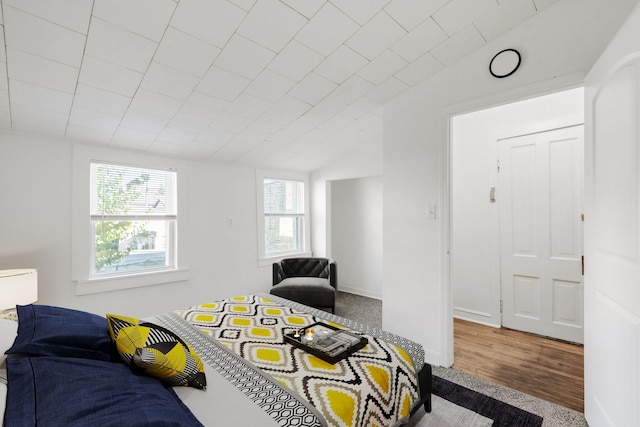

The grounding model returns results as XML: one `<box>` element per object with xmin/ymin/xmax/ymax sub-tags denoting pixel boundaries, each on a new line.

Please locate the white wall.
<box><xmin>310</xmin><ymin>136</ymin><xmax>382</xmax><ymax>258</ymax></box>
<box><xmin>451</xmin><ymin>88</ymin><xmax>584</xmax><ymax>328</ymax></box>
<box><xmin>331</xmin><ymin>176</ymin><xmax>383</xmax><ymax>299</ymax></box>
<box><xmin>383</xmin><ymin>0</ymin><xmax>638</xmax><ymax>366</ymax></box>
<box><xmin>0</xmin><ymin>132</ymin><xmax>272</xmax><ymax>317</ymax></box>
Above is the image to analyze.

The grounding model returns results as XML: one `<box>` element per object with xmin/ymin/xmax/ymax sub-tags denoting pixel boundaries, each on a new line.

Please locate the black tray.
<box><xmin>284</xmin><ymin>322</ymin><xmax>368</xmax><ymax>364</ymax></box>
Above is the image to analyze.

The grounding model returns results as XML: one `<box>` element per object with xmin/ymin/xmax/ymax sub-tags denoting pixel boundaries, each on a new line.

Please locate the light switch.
<box><xmin>427</xmin><ymin>205</ymin><xmax>436</xmax><ymax>219</ymax></box>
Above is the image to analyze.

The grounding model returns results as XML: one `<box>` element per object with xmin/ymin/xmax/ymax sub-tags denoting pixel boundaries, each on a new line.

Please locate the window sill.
<box><xmin>258</xmin><ymin>252</ymin><xmax>312</xmax><ymax>267</ymax></box>
<box><xmin>74</xmin><ymin>268</ymin><xmax>190</xmax><ymax>296</ymax></box>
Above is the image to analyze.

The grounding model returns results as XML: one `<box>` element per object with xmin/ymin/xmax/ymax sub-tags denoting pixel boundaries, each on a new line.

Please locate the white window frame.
<box><xmin>72</xmin><ymin>145</ymin><xmax>189</xmax><ymax>295</ymax></box>
<box><xmin>256</xmin><ymin>169</ymin><xmax>311</xmax><ymax>266</ymax></box>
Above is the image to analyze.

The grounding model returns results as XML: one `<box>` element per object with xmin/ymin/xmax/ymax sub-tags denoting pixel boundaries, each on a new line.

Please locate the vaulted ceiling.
<box><xmin>0</xmin><ymin>0</ymin><xmax>558</xmax><ymax>171</ymax></box>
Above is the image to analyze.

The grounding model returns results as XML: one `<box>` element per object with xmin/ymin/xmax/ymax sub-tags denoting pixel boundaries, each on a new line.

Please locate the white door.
<box><xmin>498</xmin><ymin>125</ymin><xmax>584</xmax><ymax>344</ymax></box>
<box><xmin>584</xmin><ymin>4</ymin><xmax>640</xmax><ymax>425</ymax></box>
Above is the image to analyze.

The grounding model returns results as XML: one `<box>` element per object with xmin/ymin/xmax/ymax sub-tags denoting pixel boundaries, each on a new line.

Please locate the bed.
<box><xmin>1</xmin><ymin>293</ymin><xmax>431</xmax><ymax>426</ymax></box>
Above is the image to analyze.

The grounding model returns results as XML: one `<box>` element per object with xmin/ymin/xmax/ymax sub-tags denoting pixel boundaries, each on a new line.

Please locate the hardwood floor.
<box><xmin>452</xmin><ymin>318</ymin><xmax>584</xmax><ymax>413</ymax></box>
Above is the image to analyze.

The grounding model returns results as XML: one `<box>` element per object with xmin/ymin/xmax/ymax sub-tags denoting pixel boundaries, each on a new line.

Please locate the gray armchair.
<box><xmin>270</xmin><ymin>257</ymin><xmax>337</xmax><ymax>313</ymax></box>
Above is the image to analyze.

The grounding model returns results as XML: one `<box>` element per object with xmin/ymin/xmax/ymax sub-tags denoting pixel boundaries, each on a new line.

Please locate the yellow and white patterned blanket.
<box><xmin>175</xmin><ymin>295</ymin><xmax>419</xmax><ymax>427</ymax></box>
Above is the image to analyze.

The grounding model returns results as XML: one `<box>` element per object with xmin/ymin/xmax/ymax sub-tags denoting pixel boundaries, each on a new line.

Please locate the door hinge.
<box><xmin>497</xmin><ymin>159</ymin><xmax>500</xmax><ymax>173</ymax></box>
<box><xmin>500</xmin><ymin>300</ymin><xmax>503</xmax><ymax>313</ymax></box>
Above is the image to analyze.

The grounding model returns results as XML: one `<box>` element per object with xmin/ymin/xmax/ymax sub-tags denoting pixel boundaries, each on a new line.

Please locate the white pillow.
<box><xmin>0</xmin><ymin>319</ymin><xmax>18</xmax><ymax>369</ymax></box>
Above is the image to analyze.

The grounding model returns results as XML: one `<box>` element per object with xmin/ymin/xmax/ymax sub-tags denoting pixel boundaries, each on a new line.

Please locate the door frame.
<box><xmin>442</xmin><ymin>76</ymin><xmax>585</xmax><ymax>367</ymax></box>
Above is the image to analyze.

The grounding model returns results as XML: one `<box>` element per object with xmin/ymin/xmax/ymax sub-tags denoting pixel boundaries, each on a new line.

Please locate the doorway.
<box><xmin>450</xmin><ymin>87</ymin><xmax>585</xmax><ymax>395</ymax></box>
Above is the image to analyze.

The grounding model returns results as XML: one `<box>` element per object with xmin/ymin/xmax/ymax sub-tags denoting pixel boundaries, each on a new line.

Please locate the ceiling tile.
<box><xmin>237</xmin><ymin>0</ymin><xmax>307</xmax><ymax>52</ymax></box>
<box><xmin>214</xmin><ymin>35</ymin><xmax>276</xmax><ymax>80</ymax></box>
<box><xmin>267</xmin><ymin>95</ymin><xmax>312</xmax><ymax>121</ymax></box>
<box><xmin>73</xmin><ymin>84</ymin><xmax>132</xmax><ymax>117</ymax></box>
<box><xmin>341</xmin><ymin>97</ymin><xmax>380</xmax><ymax>119</ymax></box>
<box><xmin>197</xmin><ymin>67</ymin><xmax>251</xmax><ymax>102</ymax></box>
<box><xmin>225</xmin><ymin>93</ymin><xmax>271</xmax><ymax>120</ymax></box>
<box><xmin>267</xmin><ymin>40</ymin><xmax>325</xmax><ymax>82</ymax></box>
<box><xmin>330</xmin><ymin>0</ymin><xmax>391</xmax><ymax>25</ymax></box>
<box><xmin>0</xmin><ymin>111</ymin><xmax>13</xmax><ymax>129</ymax></box>
<box><xmin>9</xmin><ymin>80</ymin><xmax>73</xmax><ymax>114</ymax></box>
<box><xmin>365</xmin><ymin>76</ymin><xmax>408</xmax><ymax>103</ymax></box>
<box><xmin>93</xmin><ymin>0</ymin><xmax>177</xmax><ymax>42</ymax></box>
<box><xmin>533</xmin><ymin>0</ymin><xmax>561</xmax><ymax>11</ymax></box>
<box><xmin>432</xmin><ymin>0</ymin><xmax>498</xmax><ymax>35</ymax></box>
<box><xmin>171</xmin><ymin>0</ymin><xmax>246</xmax><ymax>48</ymax></box>
<box><xmin>157</xmin><ymin>127</ymin><xmax>200</xmax><ymax>145</ymax></box>
<box><xmin>11</xmin><ymin>104</ymin><xmax>68</xmax><ymax>136</ymax></box>
<box><xmin>147</xmin><ymin>140</ymin><xmax>187</xmax><ymax>155</ymax></box>
<box><xmin>391</xmin><ymin>18</ymin><xmax>448</xmax><ymax>62</ymax></box>
<box><xmin>430</xmin><ymin>25</ymin><xmax>486</xmax><ymax>66</ymax></box>
<box><xmin>345</xmin><ymin>12</ymin><xmax>406</xmax><ymax>60</ymax></box>
<box><xmin>4</xmin><ymin>6</ymin><xmax>85</xmax><ymax>68</ymax></box>
<box><xmin>227</xmin><ymin>0</ymin><xmax>257</xmax><ymax>11</ymax></box>
<box><xmin>384</xmin><ymin>0</ymin><xmax>449</xmax><ymax>31</ymax></box>
<box><xmin>181</xmin><ymin>141</ymin><xmax>220</xmax><ymax>158</ymax></box>
<box><xmin>249</xmin><ymin>113</ymin><xmax>289</xmax><ymax>134</ymax></box>
<box><xmin>287</xmin><ymin>115</ymin><xmax>322</xmax><ymax>133</ymax></box>
<box><xmin>120</xmin><ymin>109</ymin><xmax>171</xmax><ymax>133</ymax></box>
<box><xmin>129</xmin><ymin>88</ymin><xmax>183</xmax><ymax>118</ymax></box>
<box><xmin>78</xmin><ymin>55</ymin><xmax>144</xmax><ymax>97</ymax></box>
<box><xmin>180</xmin><ymin>92</ymin><xmax>229</xmax><ymax>119</ymax></box>
<box><xmin>111</xmin><ymin>126</ymin><xmax>157</xmax><ymax>149</ymax></box>
<box><xmin>210</xmin><ymin>112</ymin><xmax>253</xmax><ymax>133</ymax></box>
<box><xmin>305</xmin><ymin>97</ymin><xmax>347</xmax><ymax>120</ymax></box>
<box><xmin>246</xmin><ymin>69</ymin><xmax>296</xmax><ymax>102</ymax></box>
<box><xmin>475</xmin><ymin>0</ymin><xmax>537</xmax><ymax>41</ymax></box>
<box><xmin>0</xmin><ymin>61</ymin><xmax>7</xmax><ymax>91</ymax></box>
<box><xmin>65</xmin><ymin>125</ymin><xmax>114</xmax><ymax>144</ymax></box>
<box><xmin>4</xmin><ymin>0</ymin><xmax>93</xmax><ymax>34</ymax></box>
<box><xmin>357</xmin><ymin>50</ymin><xmax>407</xmax><ymax>85</ymax></box>
<box><xmin>0</xmin><ymin>90</ymin><xmax>10</xmax><ymax>113</ymax></box>
<box><xmin>86</xmin><ymin>18</ymin><xmax>157</xmax><ymax>73</ymax></box>
<box><xmin>7</xmin><ymin>48</ymin><xmax>79</xmax><ymax>94</ymax></box>
<box><xmin>295</xmin><ymin>3</ymin><xmax>359</xmax><ymax>56</ymax></box>
<box><xmin>140</xmin><ymin>62</ymin><xmax>200</xmax><ymax>100</ymax></box>
<box><xmin>167</xmin><ymin>112</ymin><xmax>212</xmax><ymax>133</ymax></box>
<box><xmin>155</xmin><ymin>27</ymin><xmax>221</xmax><ymax>78</ymax></box>
<box><xmin>195</xmin><ymin>127</ymin><xmax>235</xmax><ymax>145</ymax></box>
<box><xmin>0</xmin><ymin>32</ymin><xmax>5</xmax><ymax>63</ymax></box>
<box><xmin>394</xmin><ymin>52</ymin><xmax>444</xmax><ymax>85</ymax></box>
<box><xmin>326</xmin><ymin>75</ymin><xmax>375</xmax><ymax>105</ymax></box>
<box><xmin>314</xmin><ymin>45</ymin><xmax>369</xmax><ymax>84</ymax></box>
<box><xmin>288</xmin><ymin>72</ymin><xmax>338</xmax><ymax>105</ymax></box>
<box><xmin>280</xmin><ymin>0</ymin><xmax>325</xmax><ymax>19</ymax></box>
<box><xmin>68</xmin><ymin>106</ymin><xmax>121</xmax><ymax>132</ymax></box>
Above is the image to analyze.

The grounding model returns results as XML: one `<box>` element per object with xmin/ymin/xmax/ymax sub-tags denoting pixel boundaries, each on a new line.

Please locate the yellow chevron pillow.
<box><xmin>106</xmin><ymin>314</ymin><xmax>206</xmax><ymax>390</ymax></box>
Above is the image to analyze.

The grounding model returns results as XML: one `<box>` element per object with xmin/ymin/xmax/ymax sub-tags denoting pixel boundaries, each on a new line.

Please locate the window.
<box><xmin>72</xmin><ymin>146</ymin><xmax>188</xmax><ymax>295</ymax></box>
<box><xmin>264</xmin><ymin>178</ymin><xmax>304</xmax><ymax>255</ymax></box>
<box><xmin>257</xmin><ymin>171</ymin><xmax>310</xmax><ymax>263</ymax></box>
<box><xmin>90</xmin><ymin>162</ymin><xmax>177</xmax><ymax>277</ymax></box>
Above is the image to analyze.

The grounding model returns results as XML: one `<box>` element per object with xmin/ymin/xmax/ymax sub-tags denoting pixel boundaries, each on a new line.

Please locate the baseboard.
<box><xmin>453</xmin><ymin>307</ymin><xmax>500</xmax><ymax>328</ymax></box>
<box><xmin>338</xmin><ymin>286</ymin><xmax>382</xmax><ymax>300</ymax></box>
<box><xmin>454</xmin><ymin>315</ymin><xmax>501</xmax><ymax>328</ymax></box>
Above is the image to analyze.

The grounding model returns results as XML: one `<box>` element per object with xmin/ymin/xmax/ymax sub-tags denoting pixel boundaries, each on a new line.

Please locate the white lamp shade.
<box><xmin>0</xmin><ymin>269</ymin><xmax>38</xmax><ymax>310</ymax></box>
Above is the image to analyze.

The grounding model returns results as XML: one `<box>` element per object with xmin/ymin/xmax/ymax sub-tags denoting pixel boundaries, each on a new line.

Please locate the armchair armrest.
<box><xmin>328</xmin><ymin>260</ymin><xmax>337</xmax><ymax>289</ymax></box>
<box><xmin>272</xmin><ymin>261</ymin><xmax>285</xmax><ymax>285</ymax></box>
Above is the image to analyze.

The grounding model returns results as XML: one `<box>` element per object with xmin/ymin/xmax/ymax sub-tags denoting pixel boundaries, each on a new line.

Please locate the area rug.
<box><xmin>404</xmin><ymin>374</ymin><xmax>543</xmax><ymax>427</ymax></box>
<box><xmin>431</xmin><ymin>375</ymin><xmax>543</xmax><ymax>426</ymax></box>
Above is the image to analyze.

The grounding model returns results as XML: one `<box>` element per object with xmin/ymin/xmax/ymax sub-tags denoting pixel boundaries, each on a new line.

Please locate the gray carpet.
<box><xmin>334</xmin><ymin>291</ymin><xmax>588</xmax><ymax>427</ymax></box>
